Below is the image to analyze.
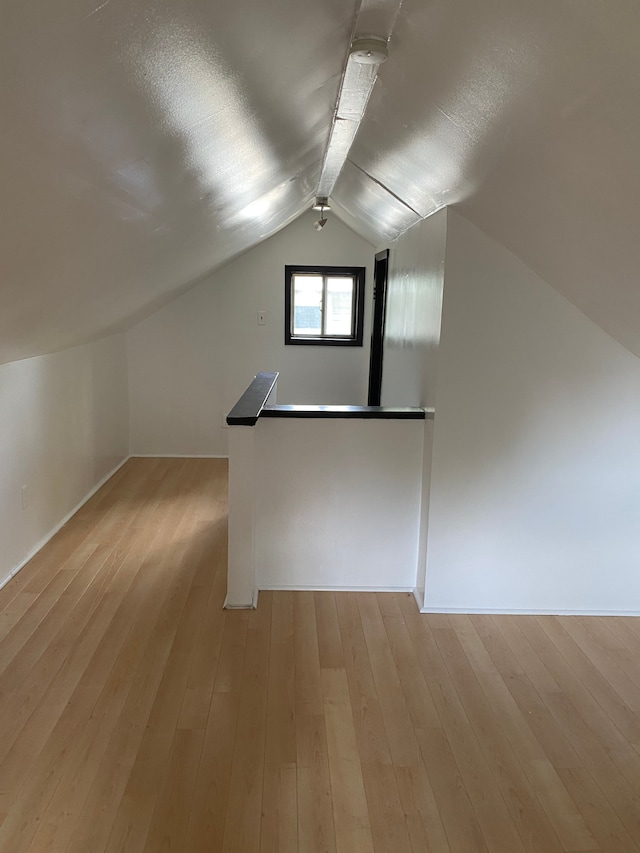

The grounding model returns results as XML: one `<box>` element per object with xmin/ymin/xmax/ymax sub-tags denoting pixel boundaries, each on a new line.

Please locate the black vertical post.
<box><xmin>367</xmin><ymin>249</ymin><xmax>390</xmax><ymax>406</ymax></box>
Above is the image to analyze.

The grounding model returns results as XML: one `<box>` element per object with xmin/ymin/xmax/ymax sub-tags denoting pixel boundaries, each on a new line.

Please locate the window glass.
<box><xmin>325</xmin><ymin>277</ymin><xmax>354</xmax><ymax>336</ymax></box>
<box><xmin>285</xmin><ymin>265</ymin><xmax>365</xmax><ymax>346</ymax></box>
<box><xmin>293</xmin><ymin>275</ymin><xmax>323</xmax><ymax>336</ymax></box>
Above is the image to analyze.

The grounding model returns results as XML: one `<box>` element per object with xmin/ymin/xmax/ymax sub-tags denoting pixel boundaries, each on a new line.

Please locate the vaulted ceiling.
<box><xmin>3</xmin><ymin>0</ymin><xmax>640</xmax><ymax>363</ymax></box>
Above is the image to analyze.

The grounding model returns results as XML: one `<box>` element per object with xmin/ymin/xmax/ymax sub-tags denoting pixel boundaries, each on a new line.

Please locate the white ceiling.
<box><xmin>3</xmin><ymin>0</ymin><xmax>640</xmax><ymax>362</ymax></box>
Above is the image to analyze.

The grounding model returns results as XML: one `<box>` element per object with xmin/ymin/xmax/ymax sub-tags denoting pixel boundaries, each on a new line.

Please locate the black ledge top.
<box><xmin>262</xmin><ymin>404</ymin><xmax>431</xmax><ymax>420</ymax></box>
<box><xmin>226</xmin><ymin>372</ymin><xmax>279</xmax><ymax>426</ymax></box>
<box><xmin>226</xmin><ymin>372</ymin><xmax>433</xmax><ymax>426</ymax></box>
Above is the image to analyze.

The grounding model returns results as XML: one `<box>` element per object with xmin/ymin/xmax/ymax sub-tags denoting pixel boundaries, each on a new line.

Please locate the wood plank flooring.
<box><xmin>1</xmin><ymin>457</ymin><xmax>640</xmax><ymax>851</ymax></box>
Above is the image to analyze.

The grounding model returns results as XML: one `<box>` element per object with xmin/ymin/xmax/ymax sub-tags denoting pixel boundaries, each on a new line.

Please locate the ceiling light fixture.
<box><xmin>316</xmin><ymin>35</ymin><xmax>388</xmax><ymax>202</ymax></box>
<box><xmin>313</xmin><ymin>198</ymin><xmax>330</xmax><ymax>230</ymax></box>
<box><xmin>349</xmin><ymin>36</ymin><xmax>389</xmax><ymax>66</ymax></box>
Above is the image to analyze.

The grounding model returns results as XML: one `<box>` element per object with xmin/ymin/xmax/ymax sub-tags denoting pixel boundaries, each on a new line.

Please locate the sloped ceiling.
<box><xmin>0</xmin><ymin>0</ymin><xmax>358</xmax><ymax>362</ymax></box>
<box><xmin>3</xmin><ymin>0</ymin><xmax>640</xmax><ymax>362</ymax></box>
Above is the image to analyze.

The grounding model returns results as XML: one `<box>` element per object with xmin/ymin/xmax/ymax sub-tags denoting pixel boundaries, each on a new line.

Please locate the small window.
<box><xmin>284</xmin><ymin>265</ymin><xmax>365</xmax><ymax>346</ymax></box>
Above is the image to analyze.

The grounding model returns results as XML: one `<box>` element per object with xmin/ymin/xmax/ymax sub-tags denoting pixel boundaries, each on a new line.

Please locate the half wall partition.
<box><xmin>225</xmin><ymin>372</ymin><xmax>431</xmax><ymax>608</ymax></box>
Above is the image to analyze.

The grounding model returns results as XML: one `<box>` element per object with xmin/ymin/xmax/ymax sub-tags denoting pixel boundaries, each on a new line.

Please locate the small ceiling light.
<box><xmin>313</xmin><ymin>200</ymin><xmax>329</xmax><ymax>230</ymax></box>
<box><xmin>349</xmin><ymin>36</ymin><xmax>388</xmax><ymax>66</ymax></box>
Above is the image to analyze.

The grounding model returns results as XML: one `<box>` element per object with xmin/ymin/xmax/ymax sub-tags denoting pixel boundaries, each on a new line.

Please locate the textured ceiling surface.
<box><xmin>3</xmin><ymin>0</ymin><xmax>640</xmax><ymax>361</ymax></box>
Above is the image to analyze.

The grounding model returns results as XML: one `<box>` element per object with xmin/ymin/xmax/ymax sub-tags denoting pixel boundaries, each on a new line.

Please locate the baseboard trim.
<box><xmin>0</xmin><ymin>455</ymin><xmax>132</xmax><ymax>593</ymax></box>
<box><xmin>419</xmin><ymin>605</ymin><xmax>640</xmax><ymax>617</ymax></box>
<box><xmin>260</xmin><ymin>584</ymin><xmax>415</xmax><ymax>594</ymax></box>
<box><xmin>130</xmin><ymin>454</ymin><xmax>229</xmax><ymax>459</ymax></box>
<box><xmin>223</xmin><ymin>588</ymin><xmax>259</xmax><ymax>610</ymax></box>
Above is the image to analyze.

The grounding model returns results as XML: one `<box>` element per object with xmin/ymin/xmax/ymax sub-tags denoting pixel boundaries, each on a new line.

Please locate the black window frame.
<box><xmin>284</xmin><ymin>265</ymin><xmax>366</xmax><ymax>347</ymax></box>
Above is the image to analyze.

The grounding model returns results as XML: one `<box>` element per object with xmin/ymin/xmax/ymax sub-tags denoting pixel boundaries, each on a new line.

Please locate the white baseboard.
<box><xmin>419</xmin><ymin>605</ymin><xmax>640</xmax><ymax>617</ymax></box>
<box><xmin>0</xmin><ymin>455</ymin><xmax>132</xmax><ymax>593</ymax></box>
<box><xmin>223</xmin><ymin>588</ymin><xmax>259</xmax><ymax>610</ymax></box>
<box><xmin>130</xmin><ymin>454</ymin><xmax>229</xmax><ymax>459</ymax></box>
<box><xmin>259</xmin><ymin>584</ymin><xmax>415</xmax><ymax>594</ymax></box>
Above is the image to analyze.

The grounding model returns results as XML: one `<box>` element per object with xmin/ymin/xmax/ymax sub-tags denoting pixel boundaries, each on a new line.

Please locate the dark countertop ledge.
<box><xmin>226</xmin><ymin>372</ymin><xmax>279</xmax><ymax>426</ymax></box>
<box><xmin>261</xmin><ymin>404</ymin><xmax>430</xmax><ymax>420</ymax></box>
<box><xmin>226</xmin><ymin>371</ymin><xmax>433</xmax><ymax>426</ymax></box>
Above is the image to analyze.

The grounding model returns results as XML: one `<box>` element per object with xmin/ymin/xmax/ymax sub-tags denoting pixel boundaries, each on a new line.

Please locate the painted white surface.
<box><xmin>127</xmin><ymin>211</ymin><xmax>374</xmax><ymax>456</ymax></box>
<box><xmin>253</xmin><ymin>418</ymin><xmax>423</xmax><ymax>592</ymax></box>
<box><xmin>378</xmin><ymin>209</ymin><xmax>446</xmax><ymax>606</ymax></box>
<box><xmin>413</xmin><ymin>418</ymin><xmax>434</xmax><ymax>610</ymax></box>
<box><xmin>380</xmin><ymin>208</ymin><xmax>447</xmax><ymax>408</ymax></box>
<box><xmin>424</xmin><ymin>212</ymin><xmax>640</xmax><ymax>613</ymax></box>
<box><xmin>127</xmin><ymin>282</ymin><xmax>225</xmax><ymax>457</ymax></box>
<box><xmin>5</xmin><ymin>0</ymin><xmax>640</xmax><ymax>371</ymax></box>
<box><xmin>225</xmin><ymin>379</ymin><xmax>278</xmax><ymax>608</ymax></box>
<box><xmin>0</xmin><ymin>0</ymin><xmax>363</xmax><ymax>363</ymax></box>
<box><xmin>226</xmin><ymin>425</ymin><xmax>258</xmax><ymax>608</ymax></box>
<box><xmin>0</xmin><ymin>336</ymin><xmax>129</xmax><ymax>586</ymax></box>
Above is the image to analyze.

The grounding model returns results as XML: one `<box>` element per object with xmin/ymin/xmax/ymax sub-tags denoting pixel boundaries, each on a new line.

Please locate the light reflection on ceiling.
<box><xmin>127</xmin><ymin>21</ymin><xmax>277</xmax><ymax>214</ymax></box>
<box><xmin>3</xmin><ymin>0</ymin><xmax>640</xmax><ymax>360</ymax></box>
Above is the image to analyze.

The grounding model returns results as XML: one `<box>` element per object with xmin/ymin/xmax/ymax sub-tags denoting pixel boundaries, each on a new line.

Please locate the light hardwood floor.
<box><xmin>1</xmin><ymin>458</ymin><xmax>640</xmax><ymax>852</ymax></box>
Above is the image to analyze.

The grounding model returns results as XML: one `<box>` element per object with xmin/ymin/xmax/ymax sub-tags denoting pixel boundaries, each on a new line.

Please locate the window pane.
<box><xmin>325</xmin><ymin>277</ymin><xmax>354</xmax><ymax>336</ymax></box>
<box><xmin>293</xmin><ymin>275</ymin><xmax>323</xmax><ymax>336</ymax></box>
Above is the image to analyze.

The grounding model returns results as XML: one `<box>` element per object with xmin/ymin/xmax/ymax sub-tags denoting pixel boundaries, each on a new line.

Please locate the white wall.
<box><xmin>380</xmin><ymin>208</ymin><xmax>447</xmax><ymax>408</ymax></box>
<box><xmin>226</xmin><ymin>415</ymin><xmax>424</xmax><ymax>605</ymax></box>
<box><xmin>0</xmin><ymin>335</ymin><xmax>129</xmax><ymax>586</ymax></box>
<box><xmin>378</xmin><ymin>208</ymin><xmax>447</xmax><ymax>607</ymax></box>
<box><xmin>127</xmin><ymin>211</ymin><xmax>375</xmax><ymax>456</ymax></box>
<box><xmin>424</xmin><ymin>211</ymin><xmax>640</xmax><ymax>614</ymax></box>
